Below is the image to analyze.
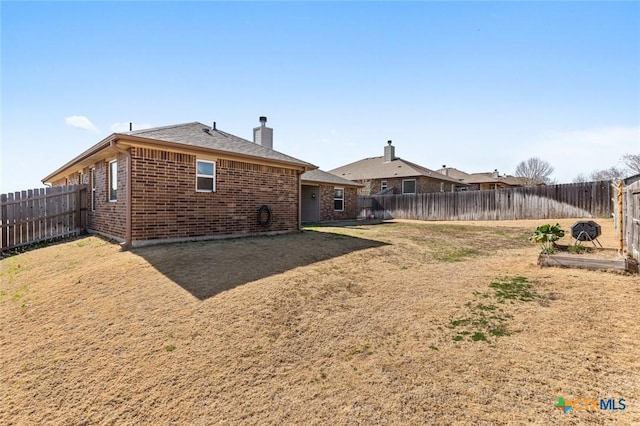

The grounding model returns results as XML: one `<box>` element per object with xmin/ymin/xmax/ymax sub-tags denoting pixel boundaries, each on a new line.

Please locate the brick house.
<box><xmin>329</xmin><ymin>141</ymin><xmax>467</xmax><ymax>195</ymax></box>
<box><xmin>42</xmin><ymin>118</ymin><xmax>316</xmax><ymax>247</ymax></box>
<box><xmin>300</xmin><ymin>169</ymin><xmax>362</xmax><ymax>222</ymax></box>
<box><xmin>436</xmin><ymin>166</ymin><xmax>527</xmax><ymax>190</ymax></box>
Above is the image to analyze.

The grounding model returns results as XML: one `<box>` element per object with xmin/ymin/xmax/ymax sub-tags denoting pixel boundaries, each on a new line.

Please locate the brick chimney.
<box><xmin>492</xmin><ymin>169</ymin><xmax>499</xmax><ymax>178</ymax></box>
<box><xmin>253</xmin><ymin>116</ymin><xmax>273</xmax><ymax>149</ymax></box>
<box><xmin>384</xmin><ymin>140</ymin><xmax>395</xmax><ymax>163</ymax></box>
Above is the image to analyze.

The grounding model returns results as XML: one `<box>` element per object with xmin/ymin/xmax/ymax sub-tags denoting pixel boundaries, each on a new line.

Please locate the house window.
<box><xmin>381</xmin><ymin>181</ymin><xmax>388</xmax><ymax>191</ymax></box>
<box><xmin>196</xmin><ymin>160</ymin><xmax>216</xmax><ymax>192</ymax></box>
<box><xmin>440</xmin><ymin>182</ymin><xmax>445</xmax><ymax>192</ymax></box>
<box><xmin>402</xmin><ymin>179</ymin><xmax>416</xmax><ymax>194</ymax></box>
<box><xmin>90</xmin><ymin>168</ymin><xmax>96</xmax><ymax>211</ymax></box>
<box><xmin>334</xmin><ymin>188</ymin><xmax>344</xmax><ymax>211</ymax></box>
<box><xmin>108</xmin><ymin>160</ymin><xmax>117</xmax><ymax>202</ymax></box>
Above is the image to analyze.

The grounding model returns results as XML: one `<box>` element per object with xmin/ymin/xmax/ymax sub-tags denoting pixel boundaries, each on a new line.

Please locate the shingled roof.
<box><xmin>436</xmin><ymin>167</ymin><xmax>526</xmax><ymax>187</ymax></box>
<box><xmin>124</xmin><ymin>122</ymin><xmax>315</xmax><ymax>168</ymax></box>
<box><xmin>43</xmin><ymin>121</ymin><xmax>316</xmax><ymax>184</ymax></box>
<box><xmin>301</xmin><ymin>169</ymin><xmax>363</xmax><ymax>187</ymax></box>
<box><xmin>330</xmin><ymin>156</ymin><xmax>464</xmax><ymax>185</ymax></box>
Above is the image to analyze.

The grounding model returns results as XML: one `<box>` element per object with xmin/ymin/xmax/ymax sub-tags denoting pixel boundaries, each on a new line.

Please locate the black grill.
<box><xmin>571</xmin><ymin>221</ymin><xmax>601</xmax><ymax>241</ymax></box>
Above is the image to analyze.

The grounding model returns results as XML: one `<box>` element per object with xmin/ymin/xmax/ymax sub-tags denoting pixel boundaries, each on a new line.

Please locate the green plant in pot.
<box><xmin>529</xmin><ymin>223</ymin><xmax>565</xmax><ymax>254</ymax></box>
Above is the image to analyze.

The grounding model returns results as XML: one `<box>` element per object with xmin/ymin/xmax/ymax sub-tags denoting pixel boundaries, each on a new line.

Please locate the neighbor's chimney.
<box><xmin>492</xmin><ymin>169</ymin><xmax>499</xmax><ymax>178</ymax></box>
<box><xmin>384</xmin><ymin>140</ymin><xmax>395</xmax><ymax>163</ymax></box>
<box><xmin>253</xmin><ymin>116</ymin><xmax>273</xmax><ymax>149</ymax></box>
<box><xmin>442</xmin><ymin>165</ymin><xmax>448</xmax><ymax>176</ymax></box>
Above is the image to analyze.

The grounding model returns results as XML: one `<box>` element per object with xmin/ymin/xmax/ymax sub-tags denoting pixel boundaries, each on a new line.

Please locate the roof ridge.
<box><xmin>124</xmin><ymin>121</ymin><xmax>202</xmax><ymax>135</ymax></box>
<box><xmin>399</xmin><ymin>158</ymin><xmax>438</xmax><ymax>174</ymax></box>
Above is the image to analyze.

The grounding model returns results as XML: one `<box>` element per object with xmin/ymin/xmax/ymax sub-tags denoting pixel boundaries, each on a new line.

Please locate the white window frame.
<box><xmin>90</xmin><ymin>167</ymin><xmax>96</xmax><ymax>211</ymax></box>
<box><xmin>402</xmin><ymin>179</ymin><xmax>416</xmax><ymax>194</ymax></box>
<box><xmin>381</xmin><ymin>180</ymin><xmax>388</xmax><ymax>191</ymax></box>
<box><xmin>196</xmin><ymin>160</ymin><xmax>216</xmax><ymax>193</ymax></box>
<box><xmin>108</xmin><ymin>160</ymin><xmax>118</xmax><ymax>202</ymax></box>
<box><xmin>334</xmin><ymin>187</ymin><xmax>344</xmax><ymax>211</ymax></box>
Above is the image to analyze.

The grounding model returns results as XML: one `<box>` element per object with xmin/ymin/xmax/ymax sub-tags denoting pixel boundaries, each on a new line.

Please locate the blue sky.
<box><xmin>1</xmin><ymin>1</ymin><xmax>639</xmax><ymax>193</ymax></box>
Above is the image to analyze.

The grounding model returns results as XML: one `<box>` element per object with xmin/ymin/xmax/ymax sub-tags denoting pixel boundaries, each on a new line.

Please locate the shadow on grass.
<box><xmin>131</xmin><ymin>230</ymin><xmax>389</xmax><ymax>301</ymax></box>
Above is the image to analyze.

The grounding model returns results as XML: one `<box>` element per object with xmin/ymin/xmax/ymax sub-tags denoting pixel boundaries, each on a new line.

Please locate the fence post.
<box><xmin>618</xmin><ymin>181</ymin><xmax>623</xmax><ymax>254</ymax></box>
<box><xmin>1</xmin><ymin>193</ymin><xmax>7</xmax><ymax>249</ymax></box>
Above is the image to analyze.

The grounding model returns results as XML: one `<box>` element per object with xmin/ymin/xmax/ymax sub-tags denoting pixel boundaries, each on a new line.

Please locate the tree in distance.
<box><xmin>574</xmin><ymin>152</ymin><xmax>640</xmax><ymax>183</ymax></box>
<box><xmin>589</xmin><ymin>167</ymin><xmax>627</xmax><ymax>182</ymax></box>
<box><xmin>622</xmin><ymin>153</ymin><xmax>640</xmax><ymax>175</ymax></box>
<box><xmin>514</xmin><ymin>157</ymin><xmax>554</xmax><ymax>185</ymax></box>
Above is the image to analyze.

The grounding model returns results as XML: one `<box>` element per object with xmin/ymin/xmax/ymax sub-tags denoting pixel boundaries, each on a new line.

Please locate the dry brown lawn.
<box><xmin>1</xmin><ymin>218</ymin><xmax>638</xmax><ymax>425</ymax></box>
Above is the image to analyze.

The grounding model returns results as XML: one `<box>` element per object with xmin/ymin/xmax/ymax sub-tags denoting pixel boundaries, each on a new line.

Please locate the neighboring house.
<box><xmin>300</xmin><ymin>169</ymin><xmax>362</xmax><ymax>222</ymax></box>
<box><xmin>436</xmin><ymin>166</ymin><xmax>527</xmax><ymax>190</ymax></box>
<box><xmin>42</xmin><ymin>118</ymin><xmax>316</xmax><ymax>247</ymax></box>
<box><xmin>329</xmin><ymin>141</ymin><xmax>467</xmax><ymax>195</ymax></box>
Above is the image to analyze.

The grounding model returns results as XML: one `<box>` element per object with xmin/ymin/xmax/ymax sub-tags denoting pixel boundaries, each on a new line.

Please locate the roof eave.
<box><xmin>41</xmin><ymin>134</ymin><xmax>117</xmax><ymax>184</ymax></box>
<box><xmin>301</xmin><ymin>178</ymin><xmax>364</xmax><ymax>187</ymax></box>
<box><xmin>42</xmin><ymin>133</ymin><xmax>318</xmax><ymax>184</ymax></box>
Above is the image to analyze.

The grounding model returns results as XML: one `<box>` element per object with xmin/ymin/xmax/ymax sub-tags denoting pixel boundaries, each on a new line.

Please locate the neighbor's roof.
<box><xmin>437</xmin><ymin>167</ymin><xmax>527</xmax><ymax>186</ymax></box>
<box><xmin>462</xmin><ymin>173</ymin><xmax>502</xmax><ymax>185</ymax></box>
<box><xmin>301</xmin><ymin>169</ymin><xmax>364</xmax><ymax>187</ymax></box>
<box><xmin>434</xmin><ymin>167</ymin><xmax>472</xmax><ymax>182</ymax></box>
<box><xmin>43</xmin><ymin>122</ymin><xmax>316</xmax><ymax>184</ymax></box>
<box><xmin>496</xmin><ymin>175</ymin><xmax>527</xmax><ymax>186</ymax></box>
<box><xmin>330</xmin><ymin>156</ymin><xmax>464</xmax><ymax>185</ymax></box>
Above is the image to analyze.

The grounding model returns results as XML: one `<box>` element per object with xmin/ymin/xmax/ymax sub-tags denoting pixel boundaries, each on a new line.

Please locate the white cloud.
<box><xmin>514</xmin><ymin>126</ymin><xmax>640</xmax><ymax>183</ymax></box>
<box><xmin>109</xmin><ymin>122</ymin><xmax>153</xmax><ymax>133</ymax></box>
<box><xmin>65</xmin><ymin>115</ymin><xmax>98</xmax><ymax>132</ymax></box>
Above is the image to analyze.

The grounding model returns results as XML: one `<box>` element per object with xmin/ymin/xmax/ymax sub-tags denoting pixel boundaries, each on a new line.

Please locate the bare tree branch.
<box><xmin>572</xmin><ymin>173</ymin><xmax>589</xmax><ymax>183</ymax></box>
<box><xmin>590</xmin><ymin>167</ymin><xmax>626</xmax><ymax>182</ymax></box>
<box><xmin>514</xmin><ymin>157</ymin><xmax>554</xmax><ymax>185</ymax></box>
<box><xmin>622</xmin><ymin>153</ymin><xmax>640</xmax><ymax>175</ymax></box>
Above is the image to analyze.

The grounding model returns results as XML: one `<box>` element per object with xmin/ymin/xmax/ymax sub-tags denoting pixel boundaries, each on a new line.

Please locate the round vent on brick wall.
<box><xmin>571</xmin><ymin>221</ymin><xmax>601</xmax><ymax>241</ymax></box>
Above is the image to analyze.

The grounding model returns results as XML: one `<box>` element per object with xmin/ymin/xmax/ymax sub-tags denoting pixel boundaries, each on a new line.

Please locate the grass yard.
<box><xmin>1</xmin><ymin>218</ymin><xmax>638</xmax><ymax>425</ymax></box>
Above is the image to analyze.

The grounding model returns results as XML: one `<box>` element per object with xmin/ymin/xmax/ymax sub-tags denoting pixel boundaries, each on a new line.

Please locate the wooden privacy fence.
<box><xmin>1</xmin><ymin>185</ymin><xmax>88</xmax><ymax>251</ymax></box>
<box><xmin>359</xmin><ymin>181</ymin><xmax>612</xmax><ymax>221</ymax></box>
<box><xmin>623</xmin><ymin>179</ymin><xmax>640</xmax><ymax>261</ymax></box>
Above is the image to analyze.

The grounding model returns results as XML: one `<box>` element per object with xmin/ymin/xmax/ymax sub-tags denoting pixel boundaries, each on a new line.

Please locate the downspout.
<box><xmin>298</xmin><ymin>170</ymin><xmax>303</xmax><ymax>231</ymax></box>
<box><xmin>110</xmin><ymin>140</ymin><xmax>132</xmax><ymax>248</ymax></box>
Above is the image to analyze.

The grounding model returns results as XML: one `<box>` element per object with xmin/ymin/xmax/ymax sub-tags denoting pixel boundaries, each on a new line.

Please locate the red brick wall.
<box><xmin>319</xmin><ymin>185</ymin><xmax>358</xmax><ymax>221</ymax></box>
<box><xmin>50</xmin><ymin>157</ymin><xmax>128</xmax><ymax>241</ymax></box>
<box><xmin>129</xmin><ymin>148</ymin><xmax>300</xmax><ymax>242</ymax></box>
<box><xmin>91</xmin><ymin>156</ymin><xmax>127</xmax><ymax>239</ymax></box>
<box><xmin>362</xmin><ymin>177</ymin><xmax>454</xmax><ymax>195</ymax></box>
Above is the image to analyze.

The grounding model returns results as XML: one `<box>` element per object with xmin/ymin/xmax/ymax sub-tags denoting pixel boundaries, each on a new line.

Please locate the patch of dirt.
<box><xmin>1</xmin><ymin>218</ymin><xmax>638</xmax><ymax>424</ymax></box>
